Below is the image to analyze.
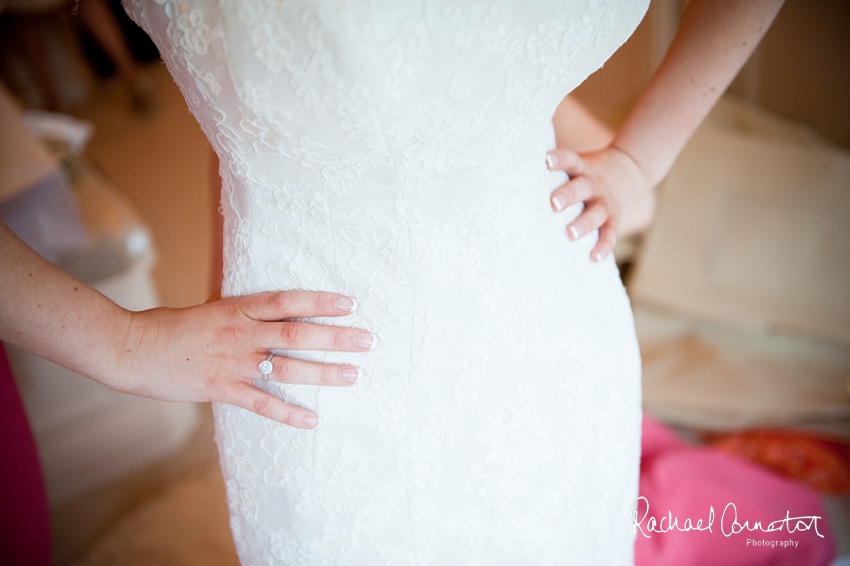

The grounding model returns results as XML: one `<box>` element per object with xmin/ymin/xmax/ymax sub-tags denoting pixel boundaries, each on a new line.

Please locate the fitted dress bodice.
<box><xmin>123</xmin><ymin>1</ymin><xmax>649</xmax><ymax>563</ymax></box>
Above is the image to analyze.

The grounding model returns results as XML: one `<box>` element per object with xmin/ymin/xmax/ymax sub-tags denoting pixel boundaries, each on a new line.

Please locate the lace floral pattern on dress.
<box><xmin>122</xmin><ymin>0</ymin><xmax>649</xmax><ymax>563</ymax></box>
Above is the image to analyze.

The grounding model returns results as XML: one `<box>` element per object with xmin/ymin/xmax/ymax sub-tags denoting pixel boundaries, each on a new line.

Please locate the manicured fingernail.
<box><xmin>354</xmin><ymin>332</ymin><xmax>374</xmax><ymax>349</ymax></box>
<box><xmin>569</xmin><ymin>225</ymin><xmax>580</xmax><ymax>240</ymax></box>
<box><xmin>593</xmin><ymin>250</ymin><xmax>607</xmax><ymax>262</ymax></box>
<box><xmin>335</xmin><ymin>296</ymin><xmax>358</xmax><ymax>312</ymax></box>
<box><xmin>340</xmin><ymin>366</ymin><xmax>360</xmax><ymax>383</ymax></box>
<box><xmin>546</xmin><ymin>153</ymin><xmax>558</xmax><ymax>169</ymax></box>
<box><xmin>552</xmin><ymin>194</ymin><xmax>567</xmax><ymax>212</ymax></box>
<box><xmin>304</xmin><ymin>417</ymin><xmax>319</xmax><ymax>428</ymax></box>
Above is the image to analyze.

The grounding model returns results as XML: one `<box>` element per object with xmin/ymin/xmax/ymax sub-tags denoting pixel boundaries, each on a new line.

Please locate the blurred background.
<box><xmin>0</xmin><ymin>0</ymin><xmax>848</xmax><ymax>564</ymax></box>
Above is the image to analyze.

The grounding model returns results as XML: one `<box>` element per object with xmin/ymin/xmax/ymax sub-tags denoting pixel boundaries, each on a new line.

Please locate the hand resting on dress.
<box><xmin>116</xmin><ymin>290</ymin><xmax>372</xmax><ymax>429</ymax></box>
<box><xmin>0</xmin><ymin>222</ymin><xmax>371</xmax><ymax>430</ymax></box>
<box><xmin>546</xmin><ymin>0</ymin><xmax>785</xmax><ymax>263</ymax></box>
<box><xmin>546</xmin><ymin>144</ymin><xmax>647</xmax><ymax>263</ymax></box>
<box><xmin>548</xmin><ymin>96</ymin><xmax>657</xmax><ymax>258</ymax></box>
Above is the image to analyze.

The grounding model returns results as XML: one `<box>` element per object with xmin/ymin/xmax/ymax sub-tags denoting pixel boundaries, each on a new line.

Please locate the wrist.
<box><xmin>607</xmin><ymin>142</ymin><xmax>656</xmax><ymax>193</ymax></box>
<box><xmin>97</xmin><ymin>303</ymin><xmax>139</xmax><ymax>393</ymax></box>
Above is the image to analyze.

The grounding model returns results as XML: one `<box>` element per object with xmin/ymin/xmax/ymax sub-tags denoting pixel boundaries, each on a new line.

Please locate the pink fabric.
<box><xmin>635</xmin><ymin>412</ymin><xmax>836</xmax><ymax>566</ymax></box>
<box><xmin>0</xmin><ymin>343</ymin><xmax>50</xmax><ymax>566</ymax></box>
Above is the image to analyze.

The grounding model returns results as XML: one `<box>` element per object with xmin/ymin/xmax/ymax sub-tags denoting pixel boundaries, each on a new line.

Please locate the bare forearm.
<box><xmin>552</xmin><ymin>96</ymin><xmax>614</xmax><ymax>153</ymax></box>
<box><xmin>0</xmin><ymin>222</ymin><xmax>130</xmax><ymax>384</ymax></box>
<box><xmin>612</xmin><ymin>0</ymin><xmax>784</xmax><ymax>189</ymax></box>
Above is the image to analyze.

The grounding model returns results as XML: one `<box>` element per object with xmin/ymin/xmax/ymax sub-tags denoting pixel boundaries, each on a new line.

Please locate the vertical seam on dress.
<box><xmin>311</xmin><ymin>176</ymin><xmax>336</xmax><ymax>536</ymax></box>
<box><xmin>359</xmin><ymin>95</ymin><xmax>420</xmax><ymax>564</ymax></box>
<box><xmin>404</xmin><ymin>205</ymin><xmax>418</xmax><ymax>563</ymax></box>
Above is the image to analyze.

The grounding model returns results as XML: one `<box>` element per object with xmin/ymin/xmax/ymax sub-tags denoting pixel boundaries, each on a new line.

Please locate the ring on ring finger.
<box><xmin>259</xmin><ymin>353</ymin><xmax>275</xmax><ymax>381</ymax></box>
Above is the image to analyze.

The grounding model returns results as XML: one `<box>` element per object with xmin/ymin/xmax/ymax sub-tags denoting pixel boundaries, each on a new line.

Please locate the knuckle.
<box><xmin>565</xmin><ymin>152</ymin><xmax>582</xmax><ymax>168</ymax></box>
<box><xmin>592</xmin><ymin>202</ymin><xmax>608</xmax><ymax>219</ymax></box>
<box><xmin>276</xmin><ymin>357</ymin><xmax>296</xmax><ymax>383</ymax></box>
<box><xmin>216</xmin><ymin>324</ymin><xmax>242</xmax><ymax>345</ymax></box>
<box><xmin>219</xmin><ymin>299</ymin><xmax>239</xmax><ymax>315</ymax></box>
<box><xmin>560</xmin><ymin>148</ymin><xmax>578</xmax><ymax>161</ymax></box>
<box><xmin>252</xmin><ymin>394</ymin><xmax>273</xmax><ymax>417</ymax></box>
<box><xmin>332</xmin><ymin>327</ymin><xmax>350</xmax><ymax>350</ymax></box>
<box><xmin>272</xmin><ymin>291</ymin><xmax>293</xmax><ymax>314</ymax></box>
<box><xmin>281</xmin><ymin>322</ymin><xmax>304</xmax><ymax>345</ymax></box>
<box><xmin>313</xmin><ymin>292</ymin><xmax>326</xmax><ymax>313</ymax></box>
<box><xmin>592</xmin><ymin>216</ymin><xmax>608</xmax><ymax>231</ymax></box>
<box><xmin>280</xmin><ymin>405</ymin><xmax>299</xmax><ymax>427</ymax></box>
<box><xmin>576</xmin><ymin>177</ymin><xmax>594</xmax><ymax>197</ymax></box>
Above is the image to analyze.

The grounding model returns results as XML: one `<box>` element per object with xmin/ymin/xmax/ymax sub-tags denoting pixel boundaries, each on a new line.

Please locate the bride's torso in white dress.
<box><xmin>123</xmin><ymin>1</ymin><xmax>648</xmax><ymax>563</ymax></box>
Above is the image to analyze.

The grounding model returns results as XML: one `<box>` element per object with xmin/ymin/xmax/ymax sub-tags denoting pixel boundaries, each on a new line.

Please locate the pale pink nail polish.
<box><xmin>335</xmin><ymin>296</ymin><xmax>358</xmax><ymax>312</ymax></box>
<box><xmin>354</xmin><ymin>332</ymin><xmax>374</xmax><ymax>349</ymax></box>
<box><xmin>569</xmin><ymin>226</ymin><xmax>580</xmax><ymax>240</ymax></box>
<box><xmin>546</xmin><ymin>153</ymin><xmax>558</xmax><ymax>169</ymax></box>
<box><xmin>340</xmin><ymin>366</ymin><xmax>360</xmax><ymax>383</ymax></box>
<box><xmin>552</xmin><ymin>194</ymin><xmax>567</xmax><ymax>212</ymax></box>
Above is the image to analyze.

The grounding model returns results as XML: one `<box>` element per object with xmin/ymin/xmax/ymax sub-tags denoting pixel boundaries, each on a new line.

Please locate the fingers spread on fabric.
<box><xmin>266</xmin><ymin>355</ymin><xmax>360</xmax><ymax>386</ymax></box>
<box><xmin>228</xmin><ymin>381</ymin><xmax>319</xmax><ymax>428</ymax></box>
<box><xmin>262</xmin><ymin>321</ymin><xmax>375</xmax><ymax>352</ymax></box>
<box><xmin>567</xmin><ymin>200</ymin><xmax>609</xmax><ymax>241</ymax></box>
<box><xmin>545</xmin><ymin>144</ymin><xmax>648</xmax><ymax>262</ymax></box>
<box><xmin>592</xmin><ymin>223</ymin><xmax>618</xmax><ymax>263</ymax></box>
<box><xmin>333</xmin><ymin>296</ymin><xmax>358</xmax><ymax>313</ymax></box>
<box><xmin>545</xmin><ymin>149</ymin><xmax>585</xmax><ymax>178</ymax></box>
<box><xmin>240</xmin><ymin>290</ymin><xmax>358</xmax><ymax>321</ymax></box>
<box><xmin>551</xmin><ymin>176</ymin><xmax>594</xmax><ymax>212</ymax></box>
<box><xmin>551</xmin><ymin>193</ymin><xmax>568</xmax><ymax>212</ymax></box>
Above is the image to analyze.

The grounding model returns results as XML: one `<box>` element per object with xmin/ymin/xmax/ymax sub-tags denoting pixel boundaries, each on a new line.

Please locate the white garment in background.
<box><xmin>122</xmin><ymin>1</ymin><xmax>647</xmax><ymax>563</ymax></box>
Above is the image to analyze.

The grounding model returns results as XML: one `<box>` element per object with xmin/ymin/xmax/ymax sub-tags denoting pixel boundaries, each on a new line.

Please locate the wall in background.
<box><xmin>572</xmin><ymin>0</ymin><xmax>850</xmax><ymax>150</ymax></box>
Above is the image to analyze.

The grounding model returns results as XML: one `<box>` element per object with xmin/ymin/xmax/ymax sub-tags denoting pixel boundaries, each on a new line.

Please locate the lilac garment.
<box><xmin>0</xmin><ymin>171</ymin><xmax>87</xmax><ymax>264</ymax></box>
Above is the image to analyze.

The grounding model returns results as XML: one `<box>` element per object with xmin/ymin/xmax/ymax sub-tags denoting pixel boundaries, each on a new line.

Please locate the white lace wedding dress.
<box><xmin>123</xmin><ymin>1</ymin><xmax>648</xmax><ymax>563</ymax></box>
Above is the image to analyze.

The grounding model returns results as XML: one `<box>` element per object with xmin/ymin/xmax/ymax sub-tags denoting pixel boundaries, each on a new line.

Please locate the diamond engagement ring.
<box><xmin>259</xmin><ymin>353</ymin><xmax>275</xmax><ymax>380</ymax></box>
